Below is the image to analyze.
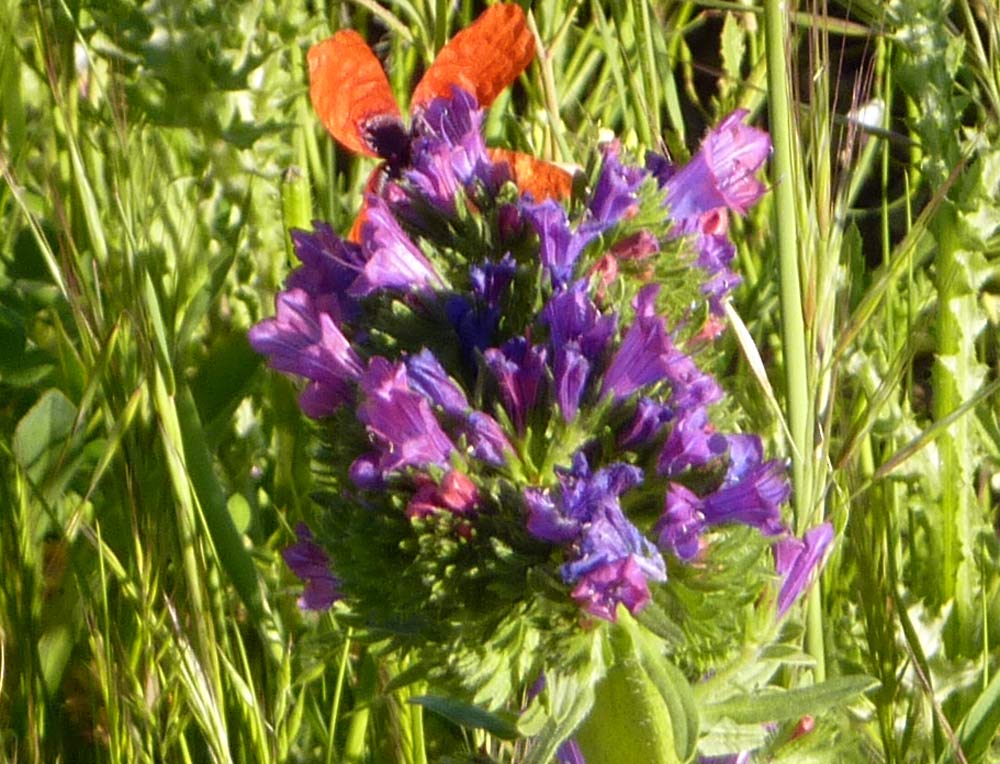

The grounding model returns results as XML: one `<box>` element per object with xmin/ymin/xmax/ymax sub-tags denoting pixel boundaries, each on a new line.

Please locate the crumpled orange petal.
<box><xmin>411</xmin><ymin>4</ymin><xmax>535</xmax><ymax>111</ymax></box>
<box><xmin>308</xmin><ymin>29</ymin><xmax>402</xmax><ymax>158</ymax></box>
<box><xmin>488</xmin><ymin>148</ymin><xmax>574</xmax><ymax>202</ymax></box>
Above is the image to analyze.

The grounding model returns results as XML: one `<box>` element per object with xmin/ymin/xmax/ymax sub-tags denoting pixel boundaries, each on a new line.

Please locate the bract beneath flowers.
<box><xmin>252</xmin><ymin>86</ymin><xmax>820</xmax><ymax>702</ymax></box>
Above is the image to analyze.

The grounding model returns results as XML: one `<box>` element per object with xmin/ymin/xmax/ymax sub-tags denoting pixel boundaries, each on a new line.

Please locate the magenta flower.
<box><xmin>358</xmin><ymin>357</ymin><xmax>455</xmax><ymax>473</ymax></box>
<box><xmin>775</xmin><ymin>522</ymin><xmax>834</xmax><ymax>616</ymax></box>
<box><xmin>571</xmin><ymin>556</ymin><xmax>653</xmax><ymax>622</ymax></box>
<box><xmin>282</xmin><ymin>523</ymin><xmax>341</xmax><ymax>611</ymax></box>
<box><xmin>484</xmin><ymin>338</ymin><xmax>548</xmax><ymax>434</ymax></box>
<box><xmin>247</xmin><ymin>288</ymin><xmax>363</xmax><ymax>418</ymax></box>
<box><xmin>663</xmin><ymin>109</ymin><xmax>770</xmax><ymax>222</ymax></box>
<box><xmin>406</xmin><ymin>470</ymin><xmax>480</xmax><ymax>519</ymax></box>
<box><xmin>349</xmin><ymin>196</ymin><xmax>446</xmax><ymax>296</ymax></box>
<box><xmin>600</xmin><ymin>285</ymin><xmax>674</xmax><ymax>401</ymax></box>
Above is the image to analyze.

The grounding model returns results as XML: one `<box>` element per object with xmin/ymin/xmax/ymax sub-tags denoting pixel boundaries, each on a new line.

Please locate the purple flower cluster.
<box><xmin>252</xmin><ymin>86</ymin><xmax>827</xmax><ymax>625</ymax></box>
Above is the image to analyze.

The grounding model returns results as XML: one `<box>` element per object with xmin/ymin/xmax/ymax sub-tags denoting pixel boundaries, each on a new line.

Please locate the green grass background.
<box><xmin>3</xmin><ymin>0</ymin><xmax>1000</xmax><ymax>762</ymax></box>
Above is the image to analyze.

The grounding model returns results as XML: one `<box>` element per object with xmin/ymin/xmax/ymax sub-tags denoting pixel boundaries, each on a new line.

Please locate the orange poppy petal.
<box><xmin>411</xmin><ymin>4</ymin><xmax>535</xmax><ymax>111</ymax></box>
<box><xmin>309</xmin><ymin>30</ymin><xmax>403</xmax><ymax>158</ymax></box>
<box><xmin>489</xmin><ymin>148</ymin><xmax>574</xmax><ymax>202</ymax></box>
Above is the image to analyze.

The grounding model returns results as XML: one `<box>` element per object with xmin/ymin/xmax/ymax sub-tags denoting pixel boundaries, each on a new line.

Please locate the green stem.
<box><xmin>763</xmin><ymin>0</ymin><xmax>809</xmax><ymax>525</ymax></box>
<box><xmin>764</xmin><ymin>0</ymin><xmax>823</xmax><ymax>679</ymax></box>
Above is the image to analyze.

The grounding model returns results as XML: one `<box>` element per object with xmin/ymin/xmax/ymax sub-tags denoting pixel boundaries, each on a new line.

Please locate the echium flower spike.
<box><xmin>252</xmin><ymin>83</ymin><xmax>784</xmax><ymax>669</ymax></box>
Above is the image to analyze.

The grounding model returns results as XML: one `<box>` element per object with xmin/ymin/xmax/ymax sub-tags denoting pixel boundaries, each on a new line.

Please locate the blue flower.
<box><xmin>524</xmin><ymin>454</ymin><xmax>666</xmax><ymax>621</ymax></box>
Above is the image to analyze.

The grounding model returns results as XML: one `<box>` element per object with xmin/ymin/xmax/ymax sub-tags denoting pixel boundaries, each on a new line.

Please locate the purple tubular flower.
<box><xmin>700</xmin><ymin>460</ymin><xmax>789</xmax><ymax>535</ymax></box>
<box><xmin>349</xmin><ymin>196</ymin><xmax>445</xmax><ymax>296</ymax></box>
<box><xmin>723</xmin><ymin>434</ymin><xmax>764</xmax><ymax>484</ymax></box>
<box><xmin>484</xmin><ymin>338</ymin><xmax>548</xmax><ymax>433</ymax></box>
<box><xmin>557</xmin><ymin>740</ymin><xmax>587</xmax><ymax>764</ymax></box>
<box><xmin>619</xmin><ymin>398</ymin><xmax>674</xmax><ymax>450</ymax></box>
<box><xmin>658</xmin><ymin>407</ymin><xmax>728</xmax><ymax>476</ymax></box>
<box><xmin>406</xmin><ymin>349</ymin><xmax>469</xmax><ymax>416</ymax></box>
<box><xmin>663</xmin><ymin>109</ymin><xmax>771</xmax><ymax>221</ymax></box>
<box><xmin>552</xmin><ymin>345</ymin><xmax>590</xmax><ymax>422</ymax></box>
<box><xmin>647</xmin><ymin>111</ymin><xmax>769</xmax><ymax>308</ymax></box>
<box><xmin>287</xmin><ymin>222</ymin><xmax>366</xmax><ymax>322</ymax></box>
<box><xmin>700</xmin><ymin>754</ymin><xmax>752</xmax><ymax>764</ymax></box>
<box><xmin>282</xmin><ymin>523</ymin><xmax>341</xmax><ymax>611</ymax></box>
<box><xmin>525</xmin><ymin>455</ymin><xmax>666</xmax><ymax>621</ymax></box>
<box><xmin>405</xmin><ymin>139</ymin><xmax>462</xmax><ymax>216</ymax></box>
<box><xmin>446</xmin><ymin>255</ymin><xmax>517</xmax><ymax>359</ymax></box>
<box><xmin>662</xmin><ymin>347</ymin><xmax>724</xmax><ymax>410</ymax></box>
<box><xmin>349</xmin><ymin>454</ymin><xmax>385</xmax><ymax>489</ymax></box>
<box><xmin>571</xmin><ymin>556</ymin><xmax>654</xmax><ymax>622</ymax></box>
<box><xmin>522</xmin><ymin>200</ymin><xmax>597</xmax><ymax>288</ymax></box>
<box><xmin>656</xmin><ymin>483</ymin><xmax>706</xmax><ymax>561</ymax></box>
<box><xmin>248</xmin><ymin>288</ymin><xmax>363</xmax><ymax>418</ymax></box>
<box><xmin>462</xmin><ymin>411</ymin><xmax>514</xmax><ymax>467</ymax></box>
<box><xmin>775</xmin><ymin>522</ymin><xmax>834</xmax><ymax>616</ymax></box>
<box><xmin>358</xmin><ymin>357</ymin><xmax>455</xmax><ymax>473</ymax></box>
<box><xmin>584</xmin><ymin>140</ymin><xmax>647</xmax><ymax>233</ymax></box>
<box><xmin>411</xmin><ymin>86</ymin><xmax>506</xmax><ymax>191</ymax></box>
<box><xmin>601</xmin><ymin>285</ymin><xmax>674</xmax><ymax>401</ymax></box>
<box><xmin>542</xmin><ymin>281</ymin><xmax>617</xmax><ymax>359</ymax></box>
<box><xmin>447</xmin><ymin>296</ymin><xmax>499</xmax><ymax>359</ymax></box>
<box><xmin>470</xmin><ymin>254</ymin><xmax>516</xmax><ymax>306</ymax></box>
<box><xmin>657</xmin><ymin>460</ymin><xmax>790</xmax><ymax>560</ymax></box>
<box><xmin>541</xmin><ymin>283</ymin><xmax>616</xmax><ymax>421</ymax></box>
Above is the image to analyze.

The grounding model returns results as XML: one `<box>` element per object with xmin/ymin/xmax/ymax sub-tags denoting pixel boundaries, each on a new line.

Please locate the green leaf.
<box><xmin>720</xmin><ymin>12</ymin><xmax>745</xmax><ymax>85</ymax></box>
<box><xmin>13</xmin><ymin>388</ymin><xmax>79</xmax><ymax>484</ymax></box>
<box><xmin>409</xmin><ymin>695</ymin><xmax>519</xmax><ymax>740</ymax></box>
<box><xmin>703</xmin><ymin>675</ymin><xmax>879</xmax><ymax>725</ymax></box>
<box><xmin>940</xmin><ymin>665</ymin><xmax>1000</xmax><ymax>764</ymax></box>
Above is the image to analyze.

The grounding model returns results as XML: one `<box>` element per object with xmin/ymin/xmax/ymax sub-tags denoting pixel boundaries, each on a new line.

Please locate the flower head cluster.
<box><xmin>252</xmin><ymin>87</ymin><xmax>827</xmax><ymax>633</ymax></box>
